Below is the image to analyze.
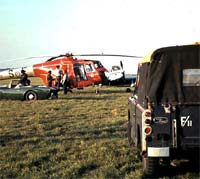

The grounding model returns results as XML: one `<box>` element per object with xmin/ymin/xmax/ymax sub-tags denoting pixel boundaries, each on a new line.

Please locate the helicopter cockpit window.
<box><xmin>85</xmin><ymin>64</ymin><xmax>94</xmax><ymax>72</ymax></box>
<box><xmin>183</xmin><ymin>69</ymin><xmax>200</xmax><ymax>86</ymax></box>
<box><xmin>111</xmin><ymin>66</ymin><xmax>121</xmax><ymax>71</ymax></box>
<box><xmin>74</xmin><ymin>64</ymin><xmax>87</xmax><ymax>81</ymax></box>
<box><xmin>94</xmin><ymin>61</ymin><xmax>103</xmax><ymax>68</ymax></box>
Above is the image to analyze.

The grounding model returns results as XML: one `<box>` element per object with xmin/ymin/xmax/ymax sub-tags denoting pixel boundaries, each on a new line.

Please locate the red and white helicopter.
<box><xmin>0</xmin><ymin>53</ymin><xmax>141</xmax><ymax>88</ymax></box>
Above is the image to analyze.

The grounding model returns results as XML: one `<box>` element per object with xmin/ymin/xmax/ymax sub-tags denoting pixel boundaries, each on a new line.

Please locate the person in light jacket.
<box><xmin>62</xmin><ymin>70</ymin><xmax>69</xmax><ymax>94</ymax></box>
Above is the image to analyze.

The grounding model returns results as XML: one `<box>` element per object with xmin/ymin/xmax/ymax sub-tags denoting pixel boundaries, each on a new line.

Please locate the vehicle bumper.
<box><xmin>148</xmin><ymin>147</ymin><xmax>170</xmax><ymax>157</ymax></box>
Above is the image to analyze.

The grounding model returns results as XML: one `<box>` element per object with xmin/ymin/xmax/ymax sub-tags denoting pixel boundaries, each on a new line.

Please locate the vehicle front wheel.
<box><xmin>142</xmin><ymin>155</ymin><xmax>159</xmax><ymax>177</ymax></box>
<box><xmin>25</xmin><ymin>91</ymin><xmax>38</xmax><ymax>100</ymax></box>
<box><xmin>50</xmin><ymin>92</ymin><xmax>58</xmax><ymax>99</ymax></box>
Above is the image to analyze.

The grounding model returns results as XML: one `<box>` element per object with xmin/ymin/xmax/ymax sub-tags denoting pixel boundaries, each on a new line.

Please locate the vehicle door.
<box><xmin>73</xmin><ymin>63</ymin><xmax>88</xmax><ymax>88</ymax></box>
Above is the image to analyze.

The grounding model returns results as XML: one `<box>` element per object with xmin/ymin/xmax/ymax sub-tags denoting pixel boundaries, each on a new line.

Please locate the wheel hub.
<box><xmin>28</xmin><ymin>94</ymin><xmax>35</xmax><ymax>100</ymax></box>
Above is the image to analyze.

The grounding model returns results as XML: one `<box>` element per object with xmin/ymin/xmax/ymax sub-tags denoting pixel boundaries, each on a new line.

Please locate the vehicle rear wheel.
<box><xmin>128</xmin><ymin>119</ymin><xmax>134</xmax><ymax>146</ymax></box>
<box><xmin>142</xmin><ymin>155</ymin><xmax>159</xmax><ymax>176</ymax></box>
<box><xmin>25</xmin><ymin>91</ymin><xmax>38</xmax><ymax>100</ymax></box>
<box><xmin>50</xmin><ymin>92</ymin><xmax>58</xmax><ymax>99</ymax></box>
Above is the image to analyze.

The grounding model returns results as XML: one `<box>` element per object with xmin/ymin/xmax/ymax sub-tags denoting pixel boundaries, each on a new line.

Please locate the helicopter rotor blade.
<box><xmin>1</xmin><ymin>52</ymin><xmax>143</xmax><ymax>67</ymax></box>
<box><xmin>73</xmin><ymin>53</ymin><xmax>143</xmax><ymax>58</ymax></box>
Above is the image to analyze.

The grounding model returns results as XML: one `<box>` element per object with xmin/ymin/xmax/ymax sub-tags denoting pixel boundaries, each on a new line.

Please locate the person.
<box><xmin>47</xmin><ymin>70</ymin><xmax>54</xmax><ymax>87</ymax></box>
<box><xmin>62</xmin><ymin>70</ymin><xmax>70</xmax><ymax>94</ymax></box>
<box><xmin>19</xmin><ymin>70</ymin><xmax>30</xmax><ymax>86</ymax></box>
<box><xmin>55</xmin><ymin>65</ymin><xmax>63</xmax><ymax>89</ymax></box>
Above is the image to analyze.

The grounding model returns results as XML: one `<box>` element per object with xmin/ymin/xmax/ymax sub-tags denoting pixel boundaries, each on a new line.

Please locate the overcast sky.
<box><xmin>0</xmin><ymin>0</ymin><xmax>199</xmax><ymax>74</ymax></box>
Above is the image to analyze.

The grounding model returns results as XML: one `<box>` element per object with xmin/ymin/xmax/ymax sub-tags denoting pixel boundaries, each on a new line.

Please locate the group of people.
<box><xmin>47</xmin><ymin>65</ymin><xmax>71</xmax><ymax>94</ymax></box>
<box><xmin>18</xmin><ymin>65</ymin><xmax>71</xmax><ymax>94</ymax></box>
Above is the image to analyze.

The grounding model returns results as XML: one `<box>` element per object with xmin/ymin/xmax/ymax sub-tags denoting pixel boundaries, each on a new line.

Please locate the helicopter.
<box><xmin>0</xmin><ymin>53</ymin><xmax>109</xmax><ymax>89</ymax></box>
<box><xmin>0</xmin><ymin>53</ymin><xmax>142</xmax><ymax>88</ymax></box>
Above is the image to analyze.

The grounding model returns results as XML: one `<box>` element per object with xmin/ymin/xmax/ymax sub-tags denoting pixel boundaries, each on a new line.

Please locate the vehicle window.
<box><xmin>74</xmin><ymin>64</ymin><xmax>87</xmax><ymax>81</ymax></box>
<box><xmin>133</xmin><ymin>63</ymin><xmax>142</xmax><ymax>94</ymax></box>
<box><xmin>111</xmin><ymin>66</ymin><xmax>121</xmax><ymax>71</ymax></box>
<box><xmin>85</xmin><ymin>64</ymin><xmax>94</xmax><ymax>72</ymax></box>
<box><xmin>94</xmin><ymin>61</ymin><xmax>103</xmax><ymax>68</ymax></box>
<box><xmin>183</xmin><ymin>69</ymin><xmax>200</xmax><ymax>86</ymax></box>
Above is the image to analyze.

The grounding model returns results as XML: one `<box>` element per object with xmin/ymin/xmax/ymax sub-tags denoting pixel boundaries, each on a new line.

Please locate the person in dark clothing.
<box><xmin>19</xmin><ymin>70</ymin><xmax>30</xmax><ymax>86</ymax></box>
<box><xmin>47</xmin><ymin>70</ymin><xmax>54</xmax><ymax>87</ymax></box>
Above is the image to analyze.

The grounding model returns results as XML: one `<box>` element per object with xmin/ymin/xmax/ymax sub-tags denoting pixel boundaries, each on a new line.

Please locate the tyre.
<box><xmin>128</xmin><ymin>119</ymin><xmax>134</xmax><ymax>146</ymax></box>
<box><xmin>142</xmin><ymin>155</ymin><xmax>159</xmax><ymax>176</ymax></box>
<box><xmin>50</xmin><ymin>92</ymin><xmax>58</xmax><ymax>99</ymax></box>
<box><xmin>25</xmin><ymin>91</ymin><xmax>38</xmax><ymax>100</ymax></box>
<box><xmin>128</xmin><ymin>120</ymin><xmax>141</xmax><ymax>148</ymax></box>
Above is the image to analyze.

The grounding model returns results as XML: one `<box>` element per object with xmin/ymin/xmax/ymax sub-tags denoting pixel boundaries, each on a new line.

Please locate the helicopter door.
<box><xmin>73</xmin><ymin>64</ymin><xmax>87</xmax><ymax>81</ymax></box>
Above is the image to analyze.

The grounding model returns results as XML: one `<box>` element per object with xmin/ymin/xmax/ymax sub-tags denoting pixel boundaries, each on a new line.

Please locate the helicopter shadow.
<box><xmin>63</xmin><ymin>96</ymin><xmax>110</xmax><ymax>100</ymax></box>
<box><xmin>73</xmin><ymin>88</ymin><xmax>132</xmax><ymax>95</ymax></box>
<box><xmin>59</xmin><ymin>94</ymin><xmax>114</xmax><ymax>100</ymax></box>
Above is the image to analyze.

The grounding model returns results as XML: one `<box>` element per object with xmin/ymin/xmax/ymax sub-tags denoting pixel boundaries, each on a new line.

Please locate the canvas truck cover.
<box><xmin>144</xmin><ymin>44</ymin><xmax>200</xmax><ymax>105</ymax></box>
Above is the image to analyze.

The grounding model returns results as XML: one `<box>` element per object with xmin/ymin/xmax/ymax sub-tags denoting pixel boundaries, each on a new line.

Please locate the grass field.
<box><xmin>0</xmin><ymin>78</ymin><xmax>199</xmax><ymax>178</ymax></box>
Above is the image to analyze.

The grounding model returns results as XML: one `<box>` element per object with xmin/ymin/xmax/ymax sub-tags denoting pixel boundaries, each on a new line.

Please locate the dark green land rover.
<box><xmin>128</xmin><ymin>44</ymin><xmax>200</xmax><ymax>176</ymax></box>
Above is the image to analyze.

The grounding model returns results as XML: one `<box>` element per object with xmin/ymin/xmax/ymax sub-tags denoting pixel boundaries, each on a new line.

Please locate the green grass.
<box><xmin>0</xmin><ymin>78</ymin><xmax>199</xmax><ymax>178</ymax></box>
